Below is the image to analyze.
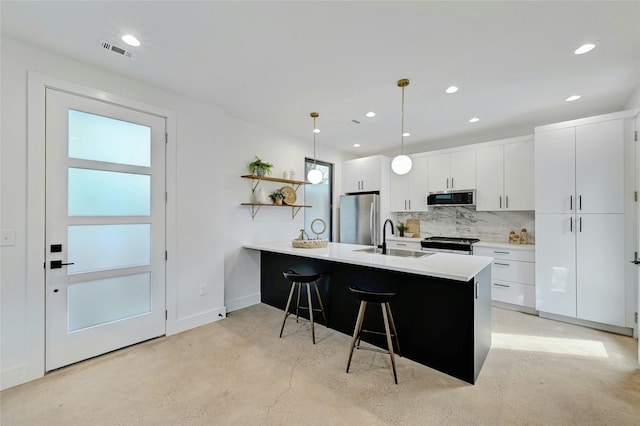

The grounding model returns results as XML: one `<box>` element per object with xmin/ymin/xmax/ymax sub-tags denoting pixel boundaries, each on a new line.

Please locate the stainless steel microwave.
<box><xmin>427</xmin><ymin>190</ymin><xmax>475</xmax><ymax>207</ymax></box>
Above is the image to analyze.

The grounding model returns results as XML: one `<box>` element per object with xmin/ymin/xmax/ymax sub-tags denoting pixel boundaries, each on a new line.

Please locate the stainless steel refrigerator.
<box><xmin>339</xmin><ymin>193</ymin><xmax>380</xmax><ymax>246</ymax></box>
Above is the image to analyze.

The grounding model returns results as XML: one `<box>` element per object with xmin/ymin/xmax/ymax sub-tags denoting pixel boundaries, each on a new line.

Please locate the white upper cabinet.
<box><xmin>575</xmin><ymin>120</ymin><xmax>624</xmax><ymax>214</ymax></box>
<box><xmin>535</xmin><ymin>120</ymin><xmax>624</xmax><ymax>214</ymax></box>
<box><xmin>477</xmin><ymin>139</ymin><xmax>534</xmax><ymax>211</ymax></box>
<box><xmin>343</xmin><ymin>155</ymin><xmax>383</xmax><ymax>193</ymax></box>
<box><xmin>427</xmin><ymin>149</ymin><xmax>476</xmax><ymax>192</ymax></box>
<box><xmin>389</xmin><ymin>156</ymin><xmax>428</xmax><ymax>212</ymax></box>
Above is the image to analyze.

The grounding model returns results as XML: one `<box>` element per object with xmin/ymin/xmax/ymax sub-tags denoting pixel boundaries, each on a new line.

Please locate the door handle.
<box><xmin>51</xmin><ymin>260</ymin><xmax>74</xmax><ymax>269</ymax></box>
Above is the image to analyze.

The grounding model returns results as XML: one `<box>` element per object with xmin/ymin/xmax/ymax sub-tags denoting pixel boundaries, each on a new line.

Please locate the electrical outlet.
<box><xmin>199</xmin><ymin>284</ymin><xmax>207</xmax><ymax>296</ymax></box>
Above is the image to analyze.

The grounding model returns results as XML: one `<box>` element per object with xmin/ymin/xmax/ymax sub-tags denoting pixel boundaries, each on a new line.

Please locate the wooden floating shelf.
<box><xmin>241</xmin><ymin>175</ymin><xmax>308</xmax><ymax>192</ymax></box>
<box><xmin>241</xmin><ymin>203</ymin><xmax>311</xmax><ymax>220</ymax></box>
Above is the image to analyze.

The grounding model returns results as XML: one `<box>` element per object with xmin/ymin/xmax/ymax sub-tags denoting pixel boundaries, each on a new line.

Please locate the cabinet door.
<box><xmin>475</xmin><ymin>145</ymin><xmax>504</xmax><ymax>211</ymax></box>
<box><xmin>408</xmin><ymin>156</ymin><xmax>428</xmax><ymax>211</ymax></box>
<box><xmin>450</xmin><ymin>149</ymin><xmax>476</xmax><ymax>190</ymax></box>
<box><xmin>504</xmin><ymin>139</ymin><xmax>534</xmax><ymax>210</ymax></box>
<box><xmin>535</xmin><ymin>214</ymin><xmax>576</xmax><ymax>317</ymax></box>
<box><xmin>343</xmin><ymin>159</ymin><xmax>361</xmax><ymax>193</ymax></box>
<box><xmin>427</xmin><ymin>153</ymin><xmax>450</xmax><ymax>192</ymax></box>
<box><xmin>360</xmin><ymin>156</ymin><xmax>381</xmax><ymax>192</ymax></box>
<box><xmin>576</xmin><ymin>214</ymin><xmax>625</xmax><ymax>326</ymax></box>
<box><xmin>575</xmin><ymin>120</ymin><xmax>624</xmax><ymax>214</ymax></box>
<box><xmin>535</xmin><ymin>127</ymin><xmax>576</xmax><ymax>214</ymax></box>
<box><xmin>389</xmin><ymin>170</ymin><xmax>409</xmax><ymax>211</ymax></box>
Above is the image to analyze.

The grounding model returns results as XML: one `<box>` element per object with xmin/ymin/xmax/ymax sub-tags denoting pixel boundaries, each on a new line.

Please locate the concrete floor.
<box><xmin>1</xmin><ymin>304</ymin><xmax>639</xmax><ymax>425</ymax></box>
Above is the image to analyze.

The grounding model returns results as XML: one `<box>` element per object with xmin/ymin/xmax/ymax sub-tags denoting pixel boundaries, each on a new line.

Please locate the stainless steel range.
<box><xmin>420</xmin><ymin>236</ymin><xmax>480</xmax><ymax>255</ymax></box>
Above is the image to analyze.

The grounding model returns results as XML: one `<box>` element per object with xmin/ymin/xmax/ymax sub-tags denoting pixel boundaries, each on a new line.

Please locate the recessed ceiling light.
<box><xmin>313</xmin><ymin>128</ymin><xmax>320</xmax><ymax>133</ymax></box>
<box><xmin>469</xmin><ymin>117</ymin><xmax>480</xmax><ymax>123</ymax></box>
<box><xmin>402</xmin><ymin>132</ymin><xmax>410</xmax><ymax>137</ymax></box>
<box><xmin>353</xmin><ymin>143</ymin><xmax>361</xmax><ymax>148</ymax></box>
<box><xmin>574</xmin><ymin>43</ymin><xmax>595</xmax><ymax>55</ymax></box>
<box><xmin>445</xmin><ymin>86</ymin><xmax>459</xmax><ymax>94</ymax></box>
<box><xmin>566</xmin><ymin>95</ymin><xmax>581</xmax><ymax>102</ymax></box>
<box><xmin>122</xmin><ymin>34</ymin><xmax>141</xmax><ymax>47</ymax></box>
<box><xmin>365</xmin><ymin>112</ymin><xmax>376</xmax><ymax>118</ymax></box>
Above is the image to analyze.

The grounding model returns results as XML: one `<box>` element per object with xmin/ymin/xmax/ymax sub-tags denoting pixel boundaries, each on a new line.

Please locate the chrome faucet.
<box><xmin>380</xmin><ymin>219</ymin><xmax>395</xmax><ymax>255</ymax></box>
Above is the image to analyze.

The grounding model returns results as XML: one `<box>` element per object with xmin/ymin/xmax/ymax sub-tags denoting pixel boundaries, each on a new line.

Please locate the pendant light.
<box><xmin>307</xmin><ymin>112</ymin><xmax>323</xmax><ymax>184</ymax></box>
<box><xmin>391</xmin><ymin>78</ymin><xmax>413</xmax><ymax>175</ymax></box>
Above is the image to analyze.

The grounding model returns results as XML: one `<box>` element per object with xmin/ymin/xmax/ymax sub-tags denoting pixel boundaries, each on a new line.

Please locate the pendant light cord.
<box><xmin>401</xmin><ymin>85</ymin><xmax>405</xmax><ymax>155</ymax></box>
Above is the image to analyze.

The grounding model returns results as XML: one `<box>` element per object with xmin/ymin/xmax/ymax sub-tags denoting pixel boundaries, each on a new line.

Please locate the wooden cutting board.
<box><xmin>406</xmin><ymin>219</ymin><xmax>420</xmax><ymax>236</ymax></box>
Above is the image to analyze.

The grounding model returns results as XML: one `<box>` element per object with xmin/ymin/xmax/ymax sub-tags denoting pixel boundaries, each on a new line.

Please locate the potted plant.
<box><xmin>269</xmin><ymin>188</ymin><xmax>286</xmax><ymax>205</ymax></box>
<box><xmin>248</xmin><ymin>156</ymin><xmax>274</xmax><ymax>176</ymax></box>
<box><xmin>396</xmin><ymin>221</ymin><xmax>407</xmax><ymax>237</ymax></box>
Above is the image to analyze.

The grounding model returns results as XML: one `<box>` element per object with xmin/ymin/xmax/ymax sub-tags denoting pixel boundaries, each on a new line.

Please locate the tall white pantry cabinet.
<box><xmin>534</xmin><ymin>110</ymin><xmax>637</xmax><ymax>330</ymax></box>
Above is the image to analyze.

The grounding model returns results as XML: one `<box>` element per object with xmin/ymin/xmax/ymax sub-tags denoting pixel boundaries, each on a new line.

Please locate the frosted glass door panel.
<box><xmin>68</xmin><ymin>168</ymin><xmax>150</xmax><ymax>216</ymax></box>
<box><xmin>68</xmin><ymin>273</ymin><xmax>151</xmax><ymax>332</ymax></box>
<box><xmin>68</xmin><ymin>224</ymin><xmax>151</xmax><ymax>274</ymax></box>
<box><xmin>68</xmin><ymin>109</ymin><xmax>151</xmax><ymax>167</ymax></box>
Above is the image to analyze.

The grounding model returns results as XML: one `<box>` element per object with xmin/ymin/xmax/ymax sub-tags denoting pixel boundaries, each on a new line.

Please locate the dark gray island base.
<box><xmin>259</xmin><ymin>251</ymin><xmax>491</xmax><ymax>384</ymax></box>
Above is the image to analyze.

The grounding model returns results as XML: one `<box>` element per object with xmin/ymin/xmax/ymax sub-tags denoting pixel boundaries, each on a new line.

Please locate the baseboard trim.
<box><xmin>167</xmin><ymin>306</ymin><xmax>227</xmax><ymax>336</ymax></box>
<box><xmin>1</xmin><ymin>363</ymin><xmax>41</xmax><ymax>391</ymax></box>
<box><xmin>538</xmin><ymin>312</ymin><xmax>634</xmax><ymax>337</ymax></box>
<box><xmin>225</xmin><ymin>293</ymin><xmax>261</xmax><ymax>313</ymax></box>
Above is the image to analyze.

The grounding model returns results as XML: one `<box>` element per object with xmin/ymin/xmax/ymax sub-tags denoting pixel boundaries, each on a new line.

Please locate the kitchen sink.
<box><xmin>353</xmin><ymin>247</ymin><xmax>432</xmax><ymax>258</ymax></box>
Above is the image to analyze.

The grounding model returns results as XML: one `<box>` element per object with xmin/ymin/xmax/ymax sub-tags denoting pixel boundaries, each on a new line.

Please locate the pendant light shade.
<box><xmin>391</xmin><ymin>78</ymin><xmax>413</xmax><ymax>175</ymax></box>
<box><xmin>307</xmin><ymin>112</ymin><xmax>323</xmax><ymax>184</ymax></box>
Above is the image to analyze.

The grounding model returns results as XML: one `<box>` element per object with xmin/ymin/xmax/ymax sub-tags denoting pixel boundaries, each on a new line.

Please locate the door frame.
<box><xmin>26</xmin><ymin>71</ymin><xmax>177</xmax><ymax>382</ymax></box>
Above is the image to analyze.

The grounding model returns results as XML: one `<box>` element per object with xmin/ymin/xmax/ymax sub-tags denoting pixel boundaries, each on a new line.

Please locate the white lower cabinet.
<box><xmin>535</xmin><ymin>213</ymin><xmax>626</xmax><ymax>327</ymax></box>
<box><xmin>474</xmin><ymin>244</ymin><xmax>535</xmax><ymax>309</ymax></box>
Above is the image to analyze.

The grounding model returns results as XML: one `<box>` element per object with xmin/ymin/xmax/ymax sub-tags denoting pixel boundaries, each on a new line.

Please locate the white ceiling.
<box><xmin>2</xmin><ymin>1</ymin><xmax>639</xmax><ymax>156</ymax></box>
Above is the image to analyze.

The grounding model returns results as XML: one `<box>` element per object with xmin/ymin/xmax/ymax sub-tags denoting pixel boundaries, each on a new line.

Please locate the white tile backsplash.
<box><xmin>397</xmin><ymin>207</ymin><xmax>534</xmax><ymax>243</ymax></box>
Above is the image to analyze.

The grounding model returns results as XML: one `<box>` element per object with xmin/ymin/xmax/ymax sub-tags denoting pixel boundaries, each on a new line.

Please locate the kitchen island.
<box><xmin>243</xmin><ymin>241</ymin><xmax>493</xmax><ymax>384</ymax></box>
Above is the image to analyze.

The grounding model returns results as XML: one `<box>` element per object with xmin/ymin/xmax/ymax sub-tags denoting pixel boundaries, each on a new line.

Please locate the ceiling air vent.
<box><xmin>98</xmin><ymin>40</ymin><xmax>134</xmax><ymax>58</ymax></box>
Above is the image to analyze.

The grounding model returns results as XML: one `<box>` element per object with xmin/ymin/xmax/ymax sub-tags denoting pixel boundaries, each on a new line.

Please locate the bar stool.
<box><xmin>346</xmin><ymin>284</ymin><xmax>401</xmax><ymax>384</ymax></box>
<box><xmin>279</xmin><ymin>266</ymin><xmax>327</xmax><ymax>344</ymax></box>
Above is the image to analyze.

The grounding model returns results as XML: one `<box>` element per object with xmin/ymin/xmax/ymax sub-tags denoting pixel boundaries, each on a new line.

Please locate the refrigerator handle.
<box><xmin>370</xmin><ymin>202</ymin><xmax>375</xmax><ymax>245</ymax></box>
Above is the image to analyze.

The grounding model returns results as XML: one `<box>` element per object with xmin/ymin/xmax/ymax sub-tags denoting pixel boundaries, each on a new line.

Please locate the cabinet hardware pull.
<box><xmin>408</xmin><ymin>200</ymin><xmax>411</xmax><ymax>210</ymax></box>
<box><xmin>499</xmin><ymin>196</ymin><xmax>502</xmax><ymax>208</ymax></box>
<box><xmin>570</xmin><ymin>216</ymin><xmax>573</xmax><ymax>232</ymax></box>
<box><xmin>494</xmin><ymin>283</ymin><xmax>510</xmax><ymax>288</ymax></box>
<box><xmin>494</xmin><ymin>251</ymin><xmax>510</xmax><ymax>254</ymax></box>
<box><xmin>451</xmin><ymin>177</ymin><xmax>454</xmax><ymax>188</ymax></box>
<box><xmin>494</xmin><ymin>262</ymin><xmax>510</xmax><ymax>267</ymax></box>
<box><xmin>570</xmin><ymin>195</ymin><xmax>573</xmax><ymax>211</ymax></box>
<box><xmin>446</xmin><ymin>178</ymin><xmax>449</xmax><ymax>189</ymax></box>
<box><xmin>506</xmin><ymin>195</ymin><xmax>509</xmax><ymax>209</ymax></box>
<box><xmin>475</xmin><ymin>282</ymin><xmax>479</xmax><ymax>299</ymax></box>
<box><xmin>397</xmin><ymin>243</ymin><xmax>407</xmax><ymax>246</ymax></box>
<box><xmin>579</xmin><ymin>195</ymin><xmax>582</xmax><ymax>210</ymax></box>
<box><xmin>579</xmin><ymin>216</ymin><xmax>582</xmax><ymax>232</ymax></box>
<box><xmin>404</xmin><ymin>200</ymin><xmax>407</xmax><ymax>210</ymax></box>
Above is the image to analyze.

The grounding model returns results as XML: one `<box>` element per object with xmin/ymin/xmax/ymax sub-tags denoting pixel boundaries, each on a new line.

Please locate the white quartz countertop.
<box><xmin>243</xmin><ymin>241</ymin><xmax>492</xmax><ymax>282</ymax></box>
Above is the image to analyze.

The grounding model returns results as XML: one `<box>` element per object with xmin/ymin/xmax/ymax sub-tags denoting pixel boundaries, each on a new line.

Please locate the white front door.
<box><xmin>45</xmin><ymin>88</ymin><xmax>166</xmax><ymax>371</ymax></box>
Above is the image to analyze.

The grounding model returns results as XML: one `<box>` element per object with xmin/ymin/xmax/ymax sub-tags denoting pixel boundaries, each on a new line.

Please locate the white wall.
<box><xmin>0</xmin><ymin>36</ymin><xmax>346</xmax><ymax>390</ymax></box>
<box><xmin>625</xmin><ymin>84</ymin><xmax>640</xmax><ymax>110</ymax></box>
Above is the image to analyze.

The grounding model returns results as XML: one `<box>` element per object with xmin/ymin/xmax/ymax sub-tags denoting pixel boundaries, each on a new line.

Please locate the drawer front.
<box><xmin>491</xmin><ymin>280</ymin><xmax>535</xmax><ymax>308</ymax></box>
<box><xmin>387</xmin><ymin>240</ymin><xmax>421</xmax><ymax>251</ymax></box>
<box><xmin>492</xmin><ymin>260</ymin><xmax>534</xmax><ymax>284</ymax></box>
<box><xmin>474</xmin><ymin>246</ymin><xmax>535</xmax><ymax>262</ymax></box>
